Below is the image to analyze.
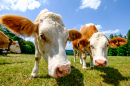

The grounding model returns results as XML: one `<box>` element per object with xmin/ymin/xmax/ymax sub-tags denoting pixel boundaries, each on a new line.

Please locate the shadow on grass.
<box><xmin>94</xmin><ymin>67</ymin><xmax>130</xmax><ymax>86</ymax></box>
<box><xmin>0</xmin><ymin>61</ymin><xmax>25</xmax><ymax>65</ymax></box>
<box><xmin>38</xmin><ymin>66</ymin><xmax>84</xmax><ymax>86</ymax></box>
<box><xmin>56</xmin><ymin>66</ymin><xmax>84</xmax><ymax>86</ymax></box>
<box><xmin>0</xmin><ymin>55</ymin><xmax>20</xmax><ymax>57</ymax></box>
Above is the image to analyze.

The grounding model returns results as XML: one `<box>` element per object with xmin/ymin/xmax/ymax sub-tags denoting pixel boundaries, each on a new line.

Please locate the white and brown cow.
<box><xmin>10</xmin><ymin>41</ymin><xmax>21</xmax><ymax>53</ymax></box>
<box><xmin>0</xmin><ymin>31</ymin><xmax>21</xmax><ymax>54</ymax></box>
<box><xmin>0</xmin><ymin>9</ymin><xmax>81</xmax><ymax>78</ymax></box>
<box><xmin>73</xmin><ymin>23</ymin><xmax>127</xmax><ymax>69</ymax></box>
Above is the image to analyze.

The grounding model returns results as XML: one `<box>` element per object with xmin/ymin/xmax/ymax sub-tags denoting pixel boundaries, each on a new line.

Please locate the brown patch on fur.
<box><xmin>35</xmin><ymin>57</ymin><xmax>41</xmax><ymax>61</ymax></box>
<box><xmin>80</xmin><ymin>24</ymin><xmax>98</xmax><ymax>40</ymax></box>
<box><xmin>83</xmin><ymin>56</ymin><xmax>86</xmax><ymax>60</ymax></box>
<box><xmin>109</xmin><ymin>37</ymin><xmax>127</xmax><ymax>48</ymax></box>
<box><xmin>78</xmin><ymin>38</ymin><xmax>90</xmax><ymax>47</ymax></box>
<box><xmin>73</xmin><ymin>40</ymin><xmax>79</xmax><ymax>49</ymax></box>
<box><xmin>0</xmin><ymin>14</ymin><xmax>36</xmax><ymax>36</ymax></box>
<box><xmin>68</xmin><ymin>29</ymin><xmax>82</xmax><ymax>41</ymax></box>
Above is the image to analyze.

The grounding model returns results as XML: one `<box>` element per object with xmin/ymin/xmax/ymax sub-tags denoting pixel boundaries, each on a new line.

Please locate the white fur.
<box><xmin>31</xmin><ymin>10</ymin><xmax>70</xmax><ymax>78</ymax></box>
<box><xmin>89</xmin><ymin>32</ymin><xmax>109</xmax><ymax>66</ymax></box>
<box><xmin>86</xmin><ymin>23</ymin><xmax>94</xmax><ymax>27</ymax></box>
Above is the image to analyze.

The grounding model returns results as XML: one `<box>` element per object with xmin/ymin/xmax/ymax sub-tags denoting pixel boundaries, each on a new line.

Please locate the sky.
<box><xmin>0</xmin><ymin>0</ymin><xmax>130</xmax><ymax>50</ymax></box>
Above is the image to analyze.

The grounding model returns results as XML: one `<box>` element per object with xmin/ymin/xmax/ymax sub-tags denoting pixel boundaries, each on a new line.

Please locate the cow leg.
<box><xmin>74</xmin><ymin>49</ymin><xmax>76</xmax><ymax>62</ymax></box>
<box><xmin>31</xmin><ymin>57</ymin><xmax>41</xmax><ymax>78</ymax></box>
<box><xmin>79</xmin><ymin>52</ymin><xmax>83</xmax><ymax>65</ymax></box>
<box><xmin>90</xmin><ymin>56</ymin><xmax>94</xmax><ymax>69</ymax></box>
<box><xmin>82</xmin><ymin>52</ymin><xmax>87</xmax><ymax>69</ymax></box>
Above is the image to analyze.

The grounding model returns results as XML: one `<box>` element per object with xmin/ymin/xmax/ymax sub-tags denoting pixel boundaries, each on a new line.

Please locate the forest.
<box><xmin>0</xmin><ymin>24</ymin><xmax>130</xmax><ymax>56</ymax></box>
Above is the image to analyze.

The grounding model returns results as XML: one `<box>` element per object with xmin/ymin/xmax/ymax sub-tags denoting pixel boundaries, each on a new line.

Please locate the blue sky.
<box><xmin>0</xmin><ymin>0</ymin><xmax>130</xmax><ymax>50</ymax></box>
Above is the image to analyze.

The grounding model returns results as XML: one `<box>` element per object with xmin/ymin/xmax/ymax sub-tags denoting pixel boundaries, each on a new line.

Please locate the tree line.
<box><xmin>0</xmin><ymin>24</ymin><xmax>130</xmax><ymax>56</ymax></box>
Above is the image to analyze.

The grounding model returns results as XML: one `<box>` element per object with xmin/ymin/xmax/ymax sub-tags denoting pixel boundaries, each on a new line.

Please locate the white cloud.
<box><xmin>21</xmin><ymin>36</ymin><xmax>34</xmax><ymax>43</ymax></box>
<box><xmin>73</xmin><ymin>24</ymin><xmax>83</xmax><ymax>30</ymax></box>
<box><xmin>65</xmin><ymin>42</ymin><xmax>73</xmax><ymax>50</ymax></box>
<box><xmin>102</xmin><ymin>29</ymin><xmax>120</xmax><ymax>34</ymax></box>
<box><xmin>43</xmin><ymin>0</ymin><xmax>49</xmax><ymax>4</ymax></box>
<box><xmin>0</xmin><ymin>0</ymin><xmax>41</xmax><ymax>12</ymax></box>
<box><xmin>79</xmin><ymin>0</ymin><xmax>101</xmax><ymax>10</ymax></box>
<box><xmin>95</xmin><ymin>25</ymin><xmax>102</xmax><ymax>30</ymax></box>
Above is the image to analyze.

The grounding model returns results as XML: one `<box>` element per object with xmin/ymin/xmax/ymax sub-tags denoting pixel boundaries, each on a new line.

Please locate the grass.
<box><xmin>0</xmin><ymin>54</ymin><xmax>130</xmax><ymax>86</ymax></box>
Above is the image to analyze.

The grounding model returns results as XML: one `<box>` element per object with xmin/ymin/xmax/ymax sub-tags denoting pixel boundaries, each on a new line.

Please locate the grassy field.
<box><xmin>0</xmin><ymin>54</ymin><xmax>130</xmax><ymax>86</ymax></box>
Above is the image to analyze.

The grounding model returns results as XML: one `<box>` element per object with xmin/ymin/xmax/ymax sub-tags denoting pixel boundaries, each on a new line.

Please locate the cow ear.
<box><xmin>78</xmin><ymin>38</ymin><xmax>90</xmax><ymax>47</ymax></box>
<box><xmin>0</xmin><ymin>14</ymin><xmax>37</xmax><ymax>36</ymax></box>
<box><xmin>9</xmin><ymin>38</ymin><xmax>16</xmax><ymax>45</ymax></box>
<box><xmin>109</xmin><ymin>37</ymin><xmax>127</xmax><ymax>48</ymax></box>
<box><xmin>68</xmin><ymin>29</ymin><xmax>82</xmax><ymax>41</ymax></box>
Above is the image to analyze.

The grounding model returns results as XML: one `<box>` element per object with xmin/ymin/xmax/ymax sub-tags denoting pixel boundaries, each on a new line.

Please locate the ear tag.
<box><xmin>116</xmin><ymin>42</ymin><xmax>119</xmax><ymax>45</ymax></box>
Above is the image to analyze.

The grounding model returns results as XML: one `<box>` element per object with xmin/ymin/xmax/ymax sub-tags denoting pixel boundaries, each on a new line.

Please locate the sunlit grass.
<box><xmin>0</xmin><ymin>54</ymin><xmax>130</xmax><ymax>86</ymax></box>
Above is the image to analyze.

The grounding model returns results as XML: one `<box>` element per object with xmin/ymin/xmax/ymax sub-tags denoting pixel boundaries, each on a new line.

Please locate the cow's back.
<box><xmin>0</xmin><ymin>31</ymin><xmax>9</xmax><ymax>45</ymax></box>
<box><xmin>80</xmin><ymin>24</ymin><xmax>98</xmax><ymax>40</ymax></box>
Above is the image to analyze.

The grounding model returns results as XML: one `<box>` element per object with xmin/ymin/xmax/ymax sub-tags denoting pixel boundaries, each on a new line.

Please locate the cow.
<box><xmin>73</xmin><ymin>23</ymin><xmax>127</xmax><ymax>69</ymax></box>
<box><xmin>0</xmin><ymin>9</ymin><xmax>81</xmax><ymax>78</ymax></box>
<box><xmin>0</xmin><ymin>31</ymin><xmax>21</xmax><ymax>54</ymax></box>
<box><xmin>10</xmin><ymin>41</ymin><xmax>21</xmax><ymax>53</ymax></box>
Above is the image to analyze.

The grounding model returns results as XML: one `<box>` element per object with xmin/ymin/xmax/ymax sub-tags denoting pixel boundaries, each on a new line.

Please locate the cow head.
<box><xmin>10</xmin><ymin>41</ymin><xmax>21</xmax><ymax>53</ymax></box>
<box><xmin>78</xmin><ymin>32</ymin><xmax>127</xmax><ymax>67</ymax></box>
<box><xmin>0</xmin><ymin>9</ymin><xmax>81</xmax><ymax>78</ymax></box>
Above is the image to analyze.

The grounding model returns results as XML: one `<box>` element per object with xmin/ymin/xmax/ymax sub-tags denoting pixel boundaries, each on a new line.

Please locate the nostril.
<box><xmin>103</xmin><ymin>61</ymin><xmax>107</xmax><ymax>66</ymax></box>
<box><xmin>56</xmin><ymin>67</ymin><xmax>63</xmax><ymax>77</ymax></box>
<box><xmin>56</xmin><ymin>64</ymin><xmax>71</xmax><ymax>78</ymax></box>
<box><xmin>95</xmin><ymin>60</ymin><xmax>107</xmax><ymax>67</ymax></box>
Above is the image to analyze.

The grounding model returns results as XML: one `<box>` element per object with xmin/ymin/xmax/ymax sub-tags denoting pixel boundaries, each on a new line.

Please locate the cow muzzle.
<box><xmin>55</xmin><ymin>64</ymin><xmax>71</xmax><ymax>78</ymax></box>
<box><xmin>95</xmin><ymin>59</ymin><xmax>107</xmax><ymax>67</ymax></box>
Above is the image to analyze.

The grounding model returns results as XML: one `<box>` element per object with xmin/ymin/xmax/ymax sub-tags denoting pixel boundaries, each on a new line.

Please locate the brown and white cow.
<box><xmin>73</xmin><ymin>23</ymin><xmax>127</xmax><ymax>69</ymax></box>
<box><xmin>0</xmin><ymin>31</ymin><xmax>21</xmax><ymax>54</ymax></box>
<box><xmin>0</xmin><ymin>9</ymin><xmax>81</xmax><ymax>78</ymax></box>
<box><xmin>10</xmin><ymin>41</ymin><xmax>21</xmax><ymax>53</ymax></box>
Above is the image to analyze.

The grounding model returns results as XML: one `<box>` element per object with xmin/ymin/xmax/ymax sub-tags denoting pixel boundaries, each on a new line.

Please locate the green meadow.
<box><xmin>0</xmin><ymin>54</ymin><xmax>130</xmax><ymax>86</ymax></box>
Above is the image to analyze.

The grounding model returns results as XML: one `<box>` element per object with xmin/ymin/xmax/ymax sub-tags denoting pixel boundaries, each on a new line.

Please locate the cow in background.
<box><xmin>73</xmin><ymin>23</ymin><xmax>127</xmax><ymax>69</ymax></box>
<box><xmin>10</xmin><ymin>41</ymin><xmax>21</xmax><ymax>53</ymax></box>
<box><xmin>0</xmin><ymin>9</ymin><xmax>81</xmax><ymax>78</ymax></box>
<box><xmin>0</xmin><ymin>31</ymin><xmax>21</xmax><ymax>54</ymax></box>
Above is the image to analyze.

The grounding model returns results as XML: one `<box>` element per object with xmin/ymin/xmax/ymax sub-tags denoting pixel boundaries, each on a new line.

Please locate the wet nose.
<box><xmin>95</xmin><ymin>60</ymin><xmax>107</xmax><ymax>67</ymax></box>
<box><xmin>56</xmin><ymin>64</ymin><xmax>71</xmax><ymax>78</ymax></box>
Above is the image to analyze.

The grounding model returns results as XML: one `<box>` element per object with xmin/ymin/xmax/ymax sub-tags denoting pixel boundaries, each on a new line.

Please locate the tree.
<box><xmin>118</xmin><ymin>34</ymin><xmax>122</xmax><ymax>37</ymax></box>
<box><xmin>109</xmin><ymin>34</ymin><xmax>114</xmax><ymax>39</ymax></box>
<box><xmin>108</xmin><ymin>33</ymin><xmax>117</xmax><ymax>56</ymax></box>
<box><xmin>126</xmin><ymin>29</ymin><xmax>130</xmax><ymax>56</ymax></box>
<box><xmin>127</xmin><ymin>30</ymin><xmax>130</xmax><ymax>41</ymax></box>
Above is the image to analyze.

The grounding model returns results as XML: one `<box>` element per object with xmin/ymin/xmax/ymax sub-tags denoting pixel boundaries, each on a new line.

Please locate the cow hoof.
<box><xmin>29</xmin><ymin>77</ymin><xmax>35</xmax><ymax>80</ymax></box>
<box><xmin>80</xmin><ymin>63</ymin><xmax>83</xmax><ymax>65</ymax></box>
<box><xmin>82</xmin><ymin>67</ymin><xmax>87</xmax><ymax>70</ymax></box>
<box><xmin>31</xmin><ymin>73</ymin><xmax>38</xmax><ymax>78</ymax></box>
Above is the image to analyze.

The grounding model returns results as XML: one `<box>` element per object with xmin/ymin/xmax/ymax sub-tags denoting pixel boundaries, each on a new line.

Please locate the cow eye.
<box><xmin>16</xmin><ymin>46</ymin><xmax>19</xmax><ymax>47</ymax></box>
<box><xmin>106</xmin><ymin>44</ymin><xmax>109</xmax><ymax>47</ymax></box>
<box><xmin>40</xmin><ymin>34</ymin><xmax>46</xmax><ymax>41</ymax></box>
